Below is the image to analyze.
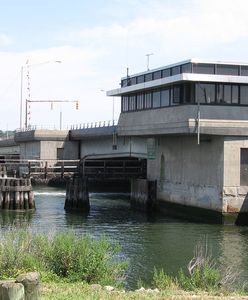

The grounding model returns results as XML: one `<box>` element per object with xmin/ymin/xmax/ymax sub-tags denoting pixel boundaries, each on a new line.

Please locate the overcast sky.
<box><xmin>1</xmin><ymin>0</ymin><xmax>248</xmax><ymax>130</ymax></box>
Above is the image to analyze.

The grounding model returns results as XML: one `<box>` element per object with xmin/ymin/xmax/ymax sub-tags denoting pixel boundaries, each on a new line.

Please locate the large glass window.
<box><xmin>145</xmin><ymin>73</ymin><xmax>153</xmax><ymax>82</ymax></box>
<box><xmin>181</xmin><ymin>63</ymin><xmax>192</xmax><ymax>73</ymax></box>
<box><xmin>216</xmin><ymin>64</ymin><xmax>239</xmax><ymax>76</ymax></box>
<box><xmin>137</xmin><ymin>93</ymin><xmax>144</xmax><ymax>110</ymax></box>
<box><xmin>153</xmin><ymin>71</ymin><xmax>162</xmax><ymax>80</ymax></box>
<box><xmin>171</xmin><ymin>66</ymin><xmax>180</xmax><ymax>76</ymax></box>
<box><xmin>240</xmin><ymin>86</ymin><xmax>248</xmax><ymax>105</ymax></box>
<box><xmin>232</xmin><ymin>85</ymin><xmax>239</xmax><ymax>104</ymax></box>
<box><xmin>241</xmin><ymin>66</ymin><xmax>248</xmax><ymax>76</ymax></box>
<box><xmin>216</xmin><ymin>84</ymin><xmax>224</xmax><ymax>103</ymax></box>
<box><xmin>152</xmin><ymin>90</ymin><xmax>161</xmax><ymax>108</ymax></box>
<box><xmin>183</xmin><ymin>83</ymin><xmax>195</xmax><ymax>103</ymax></box>
<box><xmin>122</xmin><ymin>96</ymin><xmax>129</xmax><ymax>111</ymax></box>
<box><xmin>161</xmin><ymin>88</ymin><xmax>170</xmax><ymax>106</ymax></box>
<box><xmin>144</xmin><ymin>92</ymin><xmax>152</xmax><ymax>108</ymax></box>
<box><xmin>162</xmin><ymin>69</ymin><xmax>170</xmax><ymax>78</ymax></box>
<box><xmin>193</xmin><ymin>63</ymin><xmax>215</xmax><ymax>74</ymax></box>
<box><xmin>223</xmin><ymin>85</ymin><xmax>231</xmax><ymax>104</ymax></box>
<box><xmin>196</xmin><ymin>83</ymin><xmax>215</xmax><ymax>103</ymax></box>
<box><xmin>137</xmin><ymin>75</ymin><xmax>144</xmax><ymax>84</ymax></box>
<box><xmin>122</xmin><ymin>79</ymin><xmax>128</xmax><ymax>87</ymax></box>
<box><xmin>129</xmin><ymin>95</ymin><xmax>136</xmax><ymax>110</ymax></box>
<box><xmin>172</xmin><ymin>85</ymin><xmax>181</xmax><ymax>104</ymax></box>
<box><xmin>130</xmin><ymin>77</ymin><xmax>136</xmax><ymax>85</ymax></box>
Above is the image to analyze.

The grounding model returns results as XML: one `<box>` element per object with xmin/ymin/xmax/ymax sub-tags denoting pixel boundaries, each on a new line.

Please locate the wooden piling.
<box><xmin>64</xmin><ymin>176</ymin><xmax>89</xmax><ymax>212</ymax></box>
<box><xmin>0</xmin><ymin>177</ymin><xmax>35</xmax><ymax>211</ymax></box>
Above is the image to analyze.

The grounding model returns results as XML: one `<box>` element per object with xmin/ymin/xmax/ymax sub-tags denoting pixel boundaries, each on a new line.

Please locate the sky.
<box><xmin>1</xmin><ymin>0</ymin><xmax>248</xmax><ymax>130</ymax></box>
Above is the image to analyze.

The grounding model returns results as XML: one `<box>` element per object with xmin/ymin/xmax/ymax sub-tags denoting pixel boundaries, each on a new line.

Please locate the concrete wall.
<box><xmin>223</xmin><ymin>137</ymin><xmax>248</xmax><ymax>213</ymax></box>
<box><xmin>117</xmin><ymin>105</ymin><xmax>248</xmax><ymax>136</ymax></box>
<box><xmin>40</xmin><ymin>141</ymin><xmax>65</xmax><ymax>161</ymax></box>
<box><xmin>63</xmin><ymin>141</ymin><xmax>79</xmax><ymax>160</ymax></box>
<box><xmin>148</xmin><ymin>135</ymin><xmax>224</xmax><ymax>212</ymax></box>
<box><xmin>20</xmin><ymin>142</ymin><xmax>40</xmax><ymax>160</ymax></box>
<box><xmin>80</xmin><ymin>136</ymin><xmax>147</xmax><ymax>159</ymax></box>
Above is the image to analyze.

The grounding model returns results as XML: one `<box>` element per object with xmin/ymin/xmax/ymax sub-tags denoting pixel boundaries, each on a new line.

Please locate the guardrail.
<box><xmin>15</xmin><ymin>120</ymin><xmax>118</xmax><ymax>132</ymax></box>
<box><xmin>71</xmin><ymin>120</ymin><xmax>118</xmax><ymax>130</ymax></box>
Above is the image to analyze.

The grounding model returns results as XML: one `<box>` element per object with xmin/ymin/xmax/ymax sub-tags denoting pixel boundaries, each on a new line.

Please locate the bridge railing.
<box><xmin>70</xmin><ymin>120</ymin><xmax>118</xmax><ymax>130</ymax></box>
<box><xmin>0</xmin><ymin>159</ymin><xmax>80</xmax><ymax>178</ymax></box>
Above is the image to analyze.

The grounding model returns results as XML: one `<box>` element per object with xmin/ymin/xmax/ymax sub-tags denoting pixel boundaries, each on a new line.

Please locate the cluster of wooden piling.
<box><xmin>0</xmin><ymin>178</ymin><xmax>35</xmax><ymax>210</ymax></box>
<box><xmin>64</xmin><ymin>176</ymin><xmax>89</xmax><ymax>212</ymax></box>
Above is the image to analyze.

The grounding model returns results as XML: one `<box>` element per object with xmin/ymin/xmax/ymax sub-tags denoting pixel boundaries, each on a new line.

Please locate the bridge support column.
<box><xmin>131</xmin><ymin>179</ymin><xmax>157</xmax><ymax>212</ymax></box>
<box><xmin>64</xmin><ymin>176</ymin><xmax>90</xmax><ymax>212</ymax></box>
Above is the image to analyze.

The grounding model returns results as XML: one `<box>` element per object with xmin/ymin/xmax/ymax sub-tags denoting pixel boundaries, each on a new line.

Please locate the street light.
<box><xmin>20</xmin><ymin>60</ymin><xmax>62</xmax><ymax>130</ymax></box>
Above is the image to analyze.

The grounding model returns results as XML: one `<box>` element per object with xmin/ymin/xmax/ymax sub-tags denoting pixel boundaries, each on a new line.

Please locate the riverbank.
<box><xmin>41</xmin><ymin>282</ymin><xmax>248</xmax><ymax>299</ymax></box>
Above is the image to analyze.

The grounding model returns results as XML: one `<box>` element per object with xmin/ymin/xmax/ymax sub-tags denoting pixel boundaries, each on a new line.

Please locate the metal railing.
<box><xmin>16</xmin><ymin>125</ymin><xmax>64</xmax><ymax>132</ymax></box>
<box><xmin>70</xmin><ymin>120</ymin><xmax>118</xmax><ymax>130</ymax></box>
<box><xmin>15</xmin><ymin>119</ymin><xmax>118</xmax><ymax>132</ymax></box>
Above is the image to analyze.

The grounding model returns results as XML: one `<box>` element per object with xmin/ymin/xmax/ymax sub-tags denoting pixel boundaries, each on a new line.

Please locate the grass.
<box><xmin>150</xmin><ymin>240</ymin><xmax>245</xmax><ymax>295</ymax></box>
<box><xmin>40</xmin><ymin>282</ymin><xmax>248</xmax><ymax>300</ymax></box>
<box><xmin>0</xmin><ymin>228</ymin><xmax>246</xmax><ymax>299</ymax></box>
<box><xmin>0</xmin><ymin>228</ymin><xmax>127</xmax><ymax>287</ymax></box>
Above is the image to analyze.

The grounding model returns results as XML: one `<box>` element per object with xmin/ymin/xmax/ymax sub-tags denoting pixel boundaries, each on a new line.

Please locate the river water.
<box><xmin>0</xmin><ymin>186</ymin><xmax>248</xmax><ymax>289</ymax></box>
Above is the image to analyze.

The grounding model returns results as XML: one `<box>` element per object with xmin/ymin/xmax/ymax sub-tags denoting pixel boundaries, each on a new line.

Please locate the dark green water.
<box><xmin>0</xmin><ymin>186</ymin><xmax>248</xmax><ymax>289</ymax></box>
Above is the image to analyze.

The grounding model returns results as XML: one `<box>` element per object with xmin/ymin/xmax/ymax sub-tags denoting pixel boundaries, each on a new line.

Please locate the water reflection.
<box><xmin>0</xmin><ymin>210</ymin><xmax>34</xmax><ymax>228</ymax></box>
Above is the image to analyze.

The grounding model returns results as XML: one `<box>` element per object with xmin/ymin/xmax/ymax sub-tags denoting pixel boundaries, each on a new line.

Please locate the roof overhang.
<box><xmin>107</xmin><ymin>73</ymin><xmax>248</xmax><ymax>97</ymax></box>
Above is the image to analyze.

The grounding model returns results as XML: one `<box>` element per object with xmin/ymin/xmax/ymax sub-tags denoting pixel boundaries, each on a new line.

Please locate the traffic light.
<box><xmin>76</xmin><ymin>101</ymin><xmax>79</xmax><ymax>110</ymax></box>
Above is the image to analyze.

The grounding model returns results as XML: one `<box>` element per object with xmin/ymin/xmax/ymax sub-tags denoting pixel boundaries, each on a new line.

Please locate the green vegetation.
<box><xmin>41</xmin><ymin>282</ymin><xmax>247</xmax><ymax>300</ymax></box>
<box><xmin>150</xmin><ymin>241</ymin><xmax>244</xmax><ymax>295</ymax></box>
<box><xmin>0</xmin><ymin>228</ymin><xmax>127</xmax><ymax>286</ymax></box>
<box><xmin>0</xmin><ymin>229</ymin><xmax>246</xmax><ymax>299</ymax></box>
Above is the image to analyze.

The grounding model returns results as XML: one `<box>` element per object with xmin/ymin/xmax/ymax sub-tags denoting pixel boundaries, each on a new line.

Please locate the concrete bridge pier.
<box><xmin>64</xmin><ymin>176</ymin><xmax>90</xmax><ymax>213</ymax></box>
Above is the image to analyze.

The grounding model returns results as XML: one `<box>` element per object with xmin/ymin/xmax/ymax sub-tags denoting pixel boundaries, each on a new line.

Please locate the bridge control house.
<box><xmin>107</xmin><ymin>59</ymin><xmax>248</xmax><ymax>224</ymax></box>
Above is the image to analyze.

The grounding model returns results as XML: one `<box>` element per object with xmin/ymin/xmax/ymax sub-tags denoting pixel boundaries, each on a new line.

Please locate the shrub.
<box><xmin>0</xmin><ymin>228</ymin><xmax>127</xmax><ymax>286</ymax></box>
<box><xmin>152</xmin><ymin>267</ymin><xmax>177</xmax><ymax>290</ymax></box>
<box><xmin>151</xmin><ymin>240</ymin><xmax>238</xmax><ymax>293</ymax></box>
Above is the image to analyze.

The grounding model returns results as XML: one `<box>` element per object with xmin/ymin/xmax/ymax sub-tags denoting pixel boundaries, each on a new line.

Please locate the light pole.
<box><xmin>20</xmin><ymin>60</ymin><xmax>62</xmax><ymax>130</ymax></box>
<box><xmin>20</xmin><ymin>65</ymin><xmax>24</xmax><ymax>130</ymax></box>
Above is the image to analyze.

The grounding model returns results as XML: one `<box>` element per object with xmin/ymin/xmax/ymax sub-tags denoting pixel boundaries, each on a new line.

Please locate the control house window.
<box><xmin>161</xmin><ymin>88</ymin><xmax>170</xmax><ymax>107</ymax></box>
<box><xmin>196</xmin><ymin>83</ymin><xmax>215</xmax><ymax>104</ymax></box>
<box><xmin>152</xmin><ymin>90</ymin><xmax>161</xmax><ymax>108</ymax></box>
